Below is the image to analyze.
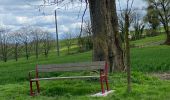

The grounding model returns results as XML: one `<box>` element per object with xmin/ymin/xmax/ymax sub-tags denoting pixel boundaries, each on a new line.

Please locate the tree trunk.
<box><xmin>88</xmin><ymin>0</ymin><xmax>125</xmax><ymax>71</ymax></box>
<box><xmin>110</xmin><ymin>0</ymin><xmax>125</xmax><ymax>71</ymax></box>
<box><xmin>15</xmin><ymin>43</ymin><xmax>18</xmax><ymax>61</ymax></box>
<box><xmin>25</xmin><ymin>42</ymin><xmax>29</xmax><ymax>60</ymax></box>
<box><xmin>125</xmin><ymin>13</ymin><xmax>131</xmax><ymax>92</ymax></box>
<box><xmin>35</xmin><ymin>41</ymin><xmax>39</xmax><ymax>59</ymax></box>
<box><xmin>88</xmin><ymin>0</ymin><xmax>106</xmax><ymax>61</ymax></box>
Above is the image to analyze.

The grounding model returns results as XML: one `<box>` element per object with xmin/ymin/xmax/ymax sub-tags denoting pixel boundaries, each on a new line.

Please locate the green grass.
<box><xmin>131</xmin><ymin>45</ymin><xmax>170</xmax><ymax>72</ymax></box>
<box><xmin>0</xmin><ymin>34</ymin><xmax>170</xmax><ymax>99</ymax></box>
<box><xmin>131</xmin><ymin>34</ymin><xmax>166</xmax><ymax>46</ymax></box>
<box><xmin>0</xmin><ymin>72</ymin><xmax>170</xmax><ymax>100</ymax></box>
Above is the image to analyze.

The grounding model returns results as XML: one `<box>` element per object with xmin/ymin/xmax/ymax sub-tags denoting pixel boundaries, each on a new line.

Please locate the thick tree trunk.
<box><xmin>89</xmin><ymin>0</ymin><xmax>105</xmax><ymax>61</ymax></box>
<box><xmin>88</xmin><ymin>0</ymin><xmax>125</xmax><ymax>71</ymax></box>
<box><xmin>110</xmin><ymin>0</ymin><xmax>125</xmax><ymax>71</ymax></box>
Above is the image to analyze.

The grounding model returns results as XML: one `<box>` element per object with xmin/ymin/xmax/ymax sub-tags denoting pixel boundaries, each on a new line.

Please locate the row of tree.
<box><xmin>0</xmin><ymin>26</ymin><xmax>53</xmax><ymax>62</ymax></box>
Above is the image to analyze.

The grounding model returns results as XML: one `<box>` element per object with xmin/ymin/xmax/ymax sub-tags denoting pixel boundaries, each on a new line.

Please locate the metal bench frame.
<box><xmin>28</xmin><ymin>61</ymin><xmax>109</xmax><ymax>96</ymax></box>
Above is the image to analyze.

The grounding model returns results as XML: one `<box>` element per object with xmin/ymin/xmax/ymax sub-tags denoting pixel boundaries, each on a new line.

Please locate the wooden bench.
<box><xmin>28</xmin><ymin>61</ymin><xmax>109</xmax><ymax>96</ymax></box>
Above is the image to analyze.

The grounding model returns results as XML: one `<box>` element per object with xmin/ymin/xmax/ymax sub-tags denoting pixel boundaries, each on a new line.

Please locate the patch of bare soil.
<box><xmin>152</xmin><ymin>72</ymin><xmax>170</xmax><ymax>80</ymax></box>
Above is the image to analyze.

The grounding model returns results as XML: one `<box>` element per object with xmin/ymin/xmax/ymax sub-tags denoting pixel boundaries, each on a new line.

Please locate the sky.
<box><xmin>0</xmin><ymin>0</ymin><xmax>147</xmax><ymax>39</ymax></box>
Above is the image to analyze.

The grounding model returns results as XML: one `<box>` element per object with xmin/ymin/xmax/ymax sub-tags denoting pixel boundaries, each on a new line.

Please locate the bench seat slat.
<box><xmin>37</xmin><ymin>61</ymin><xmax>105</xmax><ymax>72</ymax></box>
<box><xmin>38</xmin><ymin>66</ymin><xmax>103</xmax><ymax>72</ymax></box>
<box><xmin>31</xmin><ymin>76</ymin><xmax>100</xmax><ymax>81</ymax></box>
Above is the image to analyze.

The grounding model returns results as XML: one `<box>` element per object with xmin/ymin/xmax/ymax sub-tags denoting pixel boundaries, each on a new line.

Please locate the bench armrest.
<box><xmin>28</xmin><ymin>70</ymin><xmax>35</xmax><ymax>80</ymax></box>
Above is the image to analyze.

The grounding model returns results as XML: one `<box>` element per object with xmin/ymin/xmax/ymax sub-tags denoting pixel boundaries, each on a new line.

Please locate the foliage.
<box><xmin>131</xmin><ymin>34</ymin><xmax>166</xmax><ymax>47</ymax></box>
<box><xmin>144</xmin><ymin>4</ymin><xmax>160</xmax><ymax>36</ymax></box>
<box><xmin>77</xmin><ymin>21</ymin><xmax>93</xmax><ymax>52</ymax></box>
<box><xmin>145</xmin><ymin>0</ymin><xmax>170</xmax><ymax>44</ymax></box>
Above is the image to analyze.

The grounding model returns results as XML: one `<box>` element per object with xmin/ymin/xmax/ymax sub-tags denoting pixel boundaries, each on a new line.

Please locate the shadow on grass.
<box><xmin>41</xmin><ymin>86</ymin><xmax>98</xmax><ymax>97</ymax></box>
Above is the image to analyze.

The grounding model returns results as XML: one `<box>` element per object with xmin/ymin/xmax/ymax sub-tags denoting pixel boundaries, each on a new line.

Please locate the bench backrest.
<box><xmin>36</xmin><ymin>61</ymin><xmax>106</xmax><ymax>72</ymax></box>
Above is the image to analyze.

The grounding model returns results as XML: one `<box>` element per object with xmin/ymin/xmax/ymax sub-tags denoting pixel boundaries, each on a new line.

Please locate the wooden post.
<box><xmin>30</xmin><ymin>81</ymin><xmax>34</xmax><ymax>96</ymax></box>
<box><xmin>100</xmin><ymin>70</ymin><xmax>105</xmax><ymax>94</ymax></box>
<box><xmin>104</xmin><ymin>62</ymin><xmax>109</xmax><ymax>91</ymax></box>
<box><xmin>55</xmin><ymin>10</ymin><xmax>60</xmax><ymax>56</ymax></box>
<box><xmin>125</xmin><ymin>13</ymin><xmax>131</xmax><ymax>93</ymax></box>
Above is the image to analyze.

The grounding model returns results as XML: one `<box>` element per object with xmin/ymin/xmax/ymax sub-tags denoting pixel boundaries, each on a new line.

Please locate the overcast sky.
<box><xmin>0</xmin><ymin>0</ymin><xmax>147</xmax><ymax>38</ymax></box>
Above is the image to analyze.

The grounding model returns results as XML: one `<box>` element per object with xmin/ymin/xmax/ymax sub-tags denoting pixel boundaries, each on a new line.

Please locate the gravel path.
<box><xmin>152</xmin><ymin>72</ymin><xmax>170</xmax><ymax>80</ymax></box>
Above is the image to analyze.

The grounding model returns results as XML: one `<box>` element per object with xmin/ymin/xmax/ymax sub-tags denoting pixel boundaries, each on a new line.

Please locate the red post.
<box><xmin>30</xmin><ymin>81</ymin><xmax>34</xmax><ymax>96</ymax></box>
<box><xmin>105</xmin><ymin>62</ymin><xmax>109</xmax><ymax>91</ymax></box>
<box><xmin>36</xmin><ymin>65</ymin><xmax>40</xmax><ymax>93</ymax></box>
<box><xmin>105</xmin><ymin>76</ymin><xmax>109</xmax><ymax>91</ymax></box>
<box><xmin>100</xmin><ymin>70</ymin><xmax>105</xmax><ymax>94</ymax></box>
<box><xmin>36</xmin><ymin>81</ymin><xmax>40</xmax><ymax>93</ymax></box>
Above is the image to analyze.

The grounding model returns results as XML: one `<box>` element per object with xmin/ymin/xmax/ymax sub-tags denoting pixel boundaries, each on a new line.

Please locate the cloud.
<box><xmin>59</xmin><ymin>25</ymin><xmax>69</xmax><ymax>33</ymax></box>
<box><xmin>16</xmin><ymin>16</ymin><xmax>31</xmax><ymax>24</ymax></box>
<box><xmin>0</xmin><ymin>0</ymin><xmax>147</xmax><ymax>39</ymax></box>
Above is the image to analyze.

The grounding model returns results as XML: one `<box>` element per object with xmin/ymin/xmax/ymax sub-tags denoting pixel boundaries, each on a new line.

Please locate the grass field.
<box><xmin>131</xmin><ymin>34</ymin><xmax>166</xmax><ymax>47</ymax></box>
<box><xmin>0</xmin><ymin>34</ymin><xmax>170</xmax><ymax>100</ymax></box>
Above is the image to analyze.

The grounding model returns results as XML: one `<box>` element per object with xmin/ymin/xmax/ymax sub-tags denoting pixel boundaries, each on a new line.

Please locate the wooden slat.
<box><xmin>31</xmin><ymin>76</ymin><xmax>100</xmax><ymax>81</ymax></box>
<box><xmin>37</xmin><ymin>61</ymin><xmax>105</xmax><ymax>72</ymax></box>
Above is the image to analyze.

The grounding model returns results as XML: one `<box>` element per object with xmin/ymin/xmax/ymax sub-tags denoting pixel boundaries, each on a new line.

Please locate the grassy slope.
<box><xmin>0</xmin><ymin>35</ymin><xmax>170</xmax><ymax>100</ymax></box>
<box><xmin>131</xmin><ymin>34</ymin><xmax>166</xmax><ymax>46</ymax></box>
<box><xmin>131</xmin><ymin>45</ymin><xmax>170</xmax><ymax>72</ymax></box>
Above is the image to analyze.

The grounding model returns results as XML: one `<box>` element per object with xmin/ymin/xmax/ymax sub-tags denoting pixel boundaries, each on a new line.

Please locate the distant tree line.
<box><xmin>0</xmin><ymin>26</ymin><xmax>53</xmax><ymax>62</ymax></box>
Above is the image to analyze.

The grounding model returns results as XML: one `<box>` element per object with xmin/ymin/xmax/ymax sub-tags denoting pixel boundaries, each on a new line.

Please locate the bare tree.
<box><xmin>0</xmin><ymin>27</ymin><xmax>10</xmax><ymax>62</ymax></box>
<box><xmin>132</xmin><ymin>13</ymin><xmax>145</xmax><ymax>40</ymax></box>
<box><xmin>118</xmin><ymin>10</ymin><xmax>134</xmax><ymax>43</ymax></box>
<box><xmin>78</xmin><ymin>20</ymin><xmax>93</xmax><ymax>52</ymax></box>
<box><xmin>9</xmin><ymin>31</ymin><xmax>21</xmax><ymax>61</ymax></box>
<box><xmin>18</xmin><ymin>27</ymin><xmax>32</xmax><ymax>60</ymax></box>
<box><xmin>118</xmin><ymin>0</ymin><xmax>134</xmax><ymax>93</ymax></box>
<box><xmin>83</xmin><ymin>20</ymin><xmax>93</xmax><ymax>50</ymax></box>
<box><xmin>62</xmin><ymin>32</ymin><xmax>73</xmax><ymax>55</ymax></box>
<box><xmin>42</xmin><ymin>31</ymin><xmax>53</xmax><ymax>57</ymax></box>
<box><xmin>146</xmin><ymin>0</ymin><xmax>170</xmax><ymax>44</ymax></box>
<box><xmin>31</xmin><ymin>27</ymin><xmax>44</xmax><ymax>59</ymax></box>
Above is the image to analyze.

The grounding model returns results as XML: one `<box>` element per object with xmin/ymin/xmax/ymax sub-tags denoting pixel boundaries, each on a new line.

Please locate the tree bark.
<box><xmin>88</xmin><ymin>0</ymin><xmax>125</xmax><ymax>71</ymax></box>
<box><xmin>88</xmin><ymin>0</ymin><xmax>106</xmax><ymax>61</ymax></box>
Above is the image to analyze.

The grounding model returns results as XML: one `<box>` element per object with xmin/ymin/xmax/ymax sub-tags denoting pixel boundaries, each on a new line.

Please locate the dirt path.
<box><xmin>152</xmin><ymin>72</ymin><xmax>170</xmax><ymax>80</ymax></box>
<box><xmin>135</xmin><ymin>40</ymin><xmax>165</xmax><ymax>48</ymax></box>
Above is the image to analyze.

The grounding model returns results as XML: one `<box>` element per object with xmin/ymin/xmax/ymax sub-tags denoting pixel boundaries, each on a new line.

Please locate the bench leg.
<box><xmin>36</xmin><ymin>81</ymin><xmax>40</xmax><ymax>93</ymax></box>
<box><xmin>105</xmin><ymin>76</ymin><xmax>109</xmax><ymax>91</ymax></box>
<box><xmin>30</xmin><ymin>81</ymin><xmax>34</xmax><ymax>96</ymax></box>
<box><xmin>100</xmin><ymin>70</ymin><xmax>105</xmax><ymax>94</ymax></box>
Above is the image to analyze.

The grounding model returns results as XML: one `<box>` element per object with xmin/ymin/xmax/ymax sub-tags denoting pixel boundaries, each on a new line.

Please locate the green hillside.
<box><xmin>0</xmin><ymin>34</ymin><xmax>170</xmax><ymax>100</ymax></box>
